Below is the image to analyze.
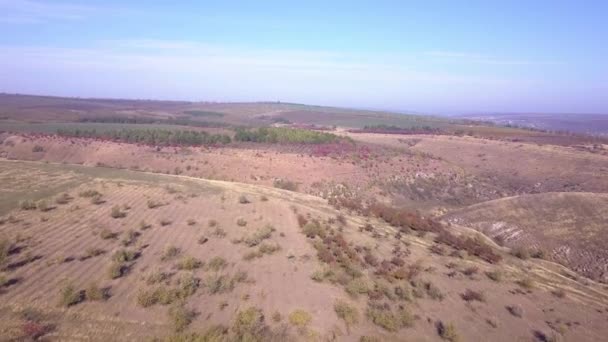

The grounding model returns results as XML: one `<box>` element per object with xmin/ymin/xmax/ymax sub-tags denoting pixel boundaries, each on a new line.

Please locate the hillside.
<box><xmin>443</xmin><ymin>192</ymin><xmax>608</xmax><ymax>282</ymax></box>
<box><xmin>1</xmin><ymin>160</ymin><xmax>607</xmax><ymax>341</ymax></box>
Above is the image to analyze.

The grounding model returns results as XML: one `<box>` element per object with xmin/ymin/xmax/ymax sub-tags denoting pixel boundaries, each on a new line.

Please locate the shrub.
<box><xmin>85</xmin><ymin>283</ymin><xmax>109</xmax><ymax>301</ymax></box>
<box><xmin>21</xmin><ymin>320</ymin><xmax>51</xmax><ymax>340</ymax></box>
<box><xmin>296</xmin><ymin>214</ymin><xmax>308</xmax><ymax>228</ymax></box>
<box><xmin>461</xmin><ymin>289</ymin><xmax>485</xmax><ymax>302</ymax></box>
<box><xmin>531</xmin><ymin>249</ymin><xmax>546</xmax><ymax>259</ymax></box>
<box><xmin>244</xmin><ymin>225</ymin><xmax>275</xmax><ymax>247</ymax></box>
<box><xmin>112</xmin><ymin>249</ymin><xmax>138</xmax><ymax>263</ymax></box>
<box><xmin>55</xmin><ymin>193</ymin><xmax>72</xmax><ymax>205</ymax></box>
<box><xmin>551</xmin><ymin>288</ymin><xmax>566</xmax><ymax>298</ymax></box>
<box><xmin>110</xmin><ymin>206</ymin><xmax>126</xmax><ymax>219</ymax></box>
<box><xmin>345</xmin><ymin>278</ymin><xmax>370</xmax><ymax>298</ymax></box>
<box><xmin>91</xmin><ymin>194</ymin><xmax>105</xmax><ymax>205</ymax></box>
<box><xmin>20</xmin><ymin>200</ymin><xmax>37</xmax><ymax>210</ymax></box>
<box><xmin>0</xmin><ymin>238</ymin><xmax>12</xmax><ymax>266</ymax></box>
<box><xmin>37</xmin><ymin>200</ymin><xmax>52</xmax><ymax>212</ymax></box>
<box><xmin>121</xmin><ymin>229</ymin><xmax>140</xmax><ymax>246</ymax></box>
<box><xmin>366</xmin><ymin>304</ymin><xmax>413</xmax><ymax>332</ymax></box>
<box><xmin>485</xmin><ymin>269</ymin><xmax>503</xmax><ymax>282</ymax></box>
<box><xmin>147</xmin><ymin>199</ymin><xmax>164</xmax><ymax>209</ymax></box>
<box><xmin>236</xmin><ymin>218</ymin><xmax>248</xmax><ymax>227</ymax></box>
<box><xmin>238</xmin><ymin>195</ymin><xmax>250</xmax><ymax>204</ymax></box>
<box><xmin>208</xmin><ymin>219</ymin><xmax>218</xmax><ymax>227</ymax></box>
<box><xmin>187</xmin><ymin>219</ymin><xmax>196</xmax><ymax>226</ymax></box>
<box><xmin>334</xmin><ymin>300</ymin><xmax>359</xmax><ymax>328</ymax></box>
<box><xmin>288</xmin><ymin>310</ymin><xmax>312</xmax><ymax>328</ymax></box>
<box><xmin>145</xmin><ymin>268</ymin><xmax>169</xmax><ymax>285</ymax></box>
<box><xmin>99</xmin><ymin>228</ymin><xmax>116</xmax><ymax>240</ymax></box>
<box><xmin>32</xmin><ymin>145</ymin><xmax>44</xmax><ymax>152</ymax></box>
<box><xmin>517</xmin><ymin>276</ymin><xmax>535</xmax><ymax>290</ymax></box>
<box><xmin>59</xmin><ymin>284</ymin><xmax>83</xmax><ymax>307</ymax></box>
<box><xmin>139</xmin><ymin>220</ymin><xmax>152</xmax><ymax>230</ymax></box>
<box><xmin>162</xmin><ymin>246</ymin><xmax>180</xmax><ymax>261</ymax></box>
<box><xmin>177</xmin><ymin>256</ymin><xmax>203</xmax><ymax>270</ymax></box>
<box><xmin>79</xmin><ymin>189</ymin><xmax>101</xmax><ymax>198</ymax></box>
<box><xmin>511</xmin><ymin>246</ymin><xmax>530</xmax><ymax>260</ymax></box>
<box><xmin>437</xmin><ymin>321</ymin><xmax>460</xmax><ymax>342</ymax></box>
<box><xmin>81</xmin><ymin>247</ymin><xmax>105</xmax><ymax>260</ymax></box>
<box><xmin>273</xmin><ymin>179</ymin><xmax>298</xmax><ymax>191</ymax></box>
<box><xmin>160</xmin><ymin>219</ymin><xmax>172</xmax><ymax>226</ymax></box>
<box><xmin>212</xmin><ymin>227</ymin><xmax>227</xmax><ymax>238</ymax></box>
<box><xmin>462</xmin><ymin>266</ymin><xmax>479</xmax><ymax>277</ymax></box>
<box><xmin>168</xmin><ymin>303</ymin><xmax>196</xmax><ymax>332</ymax></box>
<box><xmin>207</xmin><ymin>256</ymin><xmax>227</xmax><ymax>271</ymax></box>
<box><xmin>233</xmin><ymin>307</ymin><xmax>266</xmax><ymax>340</ymax></box>
<box><xmin>506</xmin><ymin>305</ymin><xmax>523</xmax><ymax>317</ymax></box>
<box><xmin>205</xmin><ymin>274</ymin><xmax>234</xmax><ymax>294</ymax></box>
<box><xmin>108</xmin><ymin>262</ymin><xmax>128</xmax><ymax>279</ymax></box>
<box><xmin>301</xmin><ymin>221</ymin><xmax>325</xmax><ymax>239</ymax></box>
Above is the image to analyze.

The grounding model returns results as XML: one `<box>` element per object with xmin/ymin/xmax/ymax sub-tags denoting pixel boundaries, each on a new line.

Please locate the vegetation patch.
<box><xmin>235</xmin><ymin>127</ymin><xmax>345</xmax><ymax>144</ymax></box>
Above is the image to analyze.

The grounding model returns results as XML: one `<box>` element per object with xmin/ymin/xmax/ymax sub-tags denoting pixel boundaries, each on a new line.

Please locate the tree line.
<box><xmin>57</xmin><ymin>128</ymin><xmax>231</xmax><ymax>146</ymax></box>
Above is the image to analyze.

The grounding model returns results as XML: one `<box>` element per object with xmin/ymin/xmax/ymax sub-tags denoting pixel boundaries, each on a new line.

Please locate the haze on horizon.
<box><xmin>1</xmin><ymin>0</ymin><xmax>606</xmax><ymax>114</ymax></box>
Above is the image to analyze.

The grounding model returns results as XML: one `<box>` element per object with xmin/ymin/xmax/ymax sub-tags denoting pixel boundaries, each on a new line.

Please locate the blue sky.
<box><xmin>0</xmin><ymin>0</ymin><xmax>606</xmax><ymax>114</ymax></box>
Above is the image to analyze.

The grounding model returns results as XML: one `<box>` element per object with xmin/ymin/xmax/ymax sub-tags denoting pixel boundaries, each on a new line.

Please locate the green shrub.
<box><xmin>110</xmin><ymin>206</ymin><xmax>126</xmax><ymax>219</ymax></box>
<box><xmin>177</xmin><ymin>256</ymin><xmax>203</xmax><ymax>270</ymax></box>
<box><xmin>244</xmin><ymin>225</ymin><xmax>275</xmax><ymax>247</ymax></box>
<box><xmin>168</xmin><ymin>303</ymin><xmax>196</xmax><ymax>332</ymax></box>
<box><xmin>108</xmin><ymin>262</ymin><xmax>128</xmax><ymax>279</ymax></box>
<box><xmin>79</xmin><ymin>189</ymin><xmax>101</xmax><ymax>198</ymax></box>
<box><xmin>367</xmin><ymin>304</ymin><xmax>414</xmax><ymax>332</ymax></box>
<box><xmin>162</xmin><ymin>245</ymin><xmax>180</xmax><ymax>261</ymax></box>
<box><xmin>205</xmin><ymin>274</ymin><xmax>234</xmax><ymax>294</ymax></box>
<box><xmin>0</xmin><ymin>237</ymin><xmax>12</xmax><ymax>266</ymax></box>
<box><xmin>334</xmin><ymin>300</ymin><xmax>359</xmax><ymax>328</ymax></box>
<box><xmin>511</xmin><ymin>246</ymin><xmax>530</xmax><ymax>260</ymax></box>
<box><xmin>20</xmin><ymin>200</ymin><xmax>37</xmax><ymax>210</ymax></box>
<box><xmin>85</xmin><ymin>283</ymin><xmax>108</xmax><ymax>301</ymax></box>
<box><xmin>233</xmin><ymin>307</ymin><xmax>266</xmax><ymax>340</ymax></box>
<box><xmin>145</xmin><ymin>268</ymin><xmax>169</xmax><ymax>285</ymax></box>
<box><xmin>437</xmin><ymin>321</ymin><xmax>460</xmax><ymax>341</ymax></box>
<box><xmin>121</xmin><ymin>229</ymin><xmax>139</xmax><ymax>246</ymax></box>
<box><xmin>147</xmin><ymin>199</ymin><xmax>164</xmax><ymax>209</ymax></box>
<box><xmin>55</xmin><ymin>193</ymin><xmax>72</xmax><ymax>205</ymax></box>
<box><xmin>212</xmin><ymin>228</ymin><xmax>227</xmax><ymax>238</ymax></box>
<box><xmin>207</xmin><ymin>256</ymin><xmax>227</xmax><ymax>271</ymax></box>
<box><xmin>99</xmin><ymin>228</ymin><xmax>116</xmax><ymax>240</ymax></box>
<box><xmin>37</xmin><ymin>200</ymin><xmax>52</xmax><ymax>212</ymax></box>
<box><xmin>517</xmin><ymin>276</ymin><xmax>535</xmax><ymax>290</ymax></box>
<box><xmin>273</xmin><ymin>179</ymin><xmax>298</xmax><ymax>191</ymax></box>
<box><xmin>112</xmin><ymin>249</ymin><xmax>138</xmax><ymax>263</ymax></box>
<box><xmin>288</xmin><ymin>310</ymin><xmax>312</xmax><ymax>328</ymax></box>
<box><xmin>59</xmin><ymin>284</ymin><xmax>83</xmax><ymax>307</ymax></box>
<box><xmin>91</xmin><ymin>194</ymin><xmax>105</xmax><ymax>205</ymax></box>
<box><xmin>485</xmin><ymin>269</ymin><xmax>503</xmax><ymax>282</ymax></box>
<box><xmin>345</xmin><ymin>278</ymin><xmax>370</xmax><ymax>298</ymax></box>
<box><xmin>461</xmin><ymin>289</ymin><xmax>485</xmax><ymax>302</ymax></box>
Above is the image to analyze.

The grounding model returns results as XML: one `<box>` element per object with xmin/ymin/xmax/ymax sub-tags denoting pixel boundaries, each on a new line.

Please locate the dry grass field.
<box><xmin>1</xmin><ymin>160</ymin><xmax>608</xmax><ymax>341</ymax></box>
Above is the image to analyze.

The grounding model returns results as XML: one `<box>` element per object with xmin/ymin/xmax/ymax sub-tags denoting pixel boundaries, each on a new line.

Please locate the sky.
<box><xmin>0</xmin><ymin>0</ymin><xmax>607</xmax><ymax>114</ymax></box>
